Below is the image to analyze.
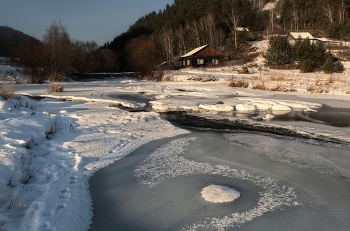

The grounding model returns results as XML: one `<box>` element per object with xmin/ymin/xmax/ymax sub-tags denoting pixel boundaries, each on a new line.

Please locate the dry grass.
<box><xmin>0</xmin><ymin>84</ymin><xmax>16</xmax><ymax>100</ymax></box>
<box><xmin>48</xmin><ymin>84</ymin><xmax>64</xmax><ymax>93</ymax></box>
<box><xmin>307</xmin><ymin>84</ymin><xmax>329</xmax><ymax>93</ymax></box>
<box><xmin>226</xmin><ymin>77</ymin><xmax>249</xmax><ymax>88</ymax></box>
<box><xmin>270</xmin><ymin>75</ymin><xmax>288</xmax><ymax>81</ymax></box>
<box><xmin>346</xmin><ymin>86</ymin><xmax>350</xmax><ymax>94</ymax></box>
<box><xmin>252</xmin><ymin>83</ymin><xmax>268</xmax><ymax>91</ymax></box>
<box><xmin>326</xmin><ymin>76</ymin><xmax>336</xmax><ymax>85</ymax></box>
<box><xmin>187</xmin><ymin>76</ymin><xmax>216</xmax><ymax>82</ymax></box>
<box><xmin>270</xmin><ymin>84</ymin><xmax>285</xmax><ymax>92</ymax></box>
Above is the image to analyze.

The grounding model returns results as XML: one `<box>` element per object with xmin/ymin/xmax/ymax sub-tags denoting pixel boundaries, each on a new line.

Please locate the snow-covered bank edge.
<box><xmin>161</xmin><ymin>111</ymin><xmax>350</xmax><ymax>145</ymax></box>
<box><xmin>0</xmin><ymin>95</ymin><xmax>189</xmax><ymax>231</ymax></box>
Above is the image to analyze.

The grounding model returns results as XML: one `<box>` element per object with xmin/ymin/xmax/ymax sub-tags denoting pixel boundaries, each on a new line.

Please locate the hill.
<box><xmin>0</xmin><ymin>26</ymin><xmax>40</xmax><ymax>57</ymax></box>
<box><xmin>103</xmin><ymin>0</ymin><xmax>350</xmax><ymax>72</ymax></box>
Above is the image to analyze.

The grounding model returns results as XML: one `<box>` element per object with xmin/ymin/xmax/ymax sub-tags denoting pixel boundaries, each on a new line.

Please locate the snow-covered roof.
<box><xmin>317</xmin><ymin>37</ymin><xmax>331</xmax><ymax>42</ymax></box>
<box><xmin>262</xmin><ymin>1</ymin><xmax>278</xmax><ymax>11</ymax></box>
<box><xmin>236</xmin><ymin>27</ymin><xmax>249</xmax><ymax>32</ymax></box>
<box><xmin>288</xmin><ymin>32</ymin><xmax>315</xmax><ymax>40</ymax></box>
<box><xmin>180</xmin><ymin>44</ymin><xmax>209</xmax><ymax>58</ymax></box>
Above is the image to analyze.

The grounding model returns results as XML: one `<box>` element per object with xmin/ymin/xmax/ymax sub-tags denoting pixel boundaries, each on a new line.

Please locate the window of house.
<box><xmin>183</xmin><ymin>61</ymin><xmax>186</xmax><ymax>66</ymax></box>
<box><xmin>197</xmin><ymin>59</ymin><xmax>204</xmax><ymax>65</ymax></box>
<box><xmin>187</xmin><ymin>60</ymin><xmax>191</xmax><ymax>65</ymax></box>
<box><xmin>212</xmin><ymin>59</ymin><xmax>219</xmax><ymax>65</ymax></box>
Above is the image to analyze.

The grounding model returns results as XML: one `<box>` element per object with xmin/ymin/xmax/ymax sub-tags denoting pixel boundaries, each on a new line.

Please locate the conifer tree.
<box><xmin>323</xmin><ymin>52</ymin><xmax>334</xmax><ymax>74</ymax></box>
<box><xmin>264</xmin><ymin>36</ymin><xmax>292</xmax><ymax>66</ymax></box>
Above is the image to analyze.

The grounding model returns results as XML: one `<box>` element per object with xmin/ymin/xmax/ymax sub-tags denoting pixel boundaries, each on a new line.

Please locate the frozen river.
<box><xmin>89</xmin><ymin>129</ymin><xmax>350</xmax><ymax>231</ymax></box>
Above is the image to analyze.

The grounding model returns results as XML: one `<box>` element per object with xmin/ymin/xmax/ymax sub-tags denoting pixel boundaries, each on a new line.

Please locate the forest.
<box><xmin>104</xmin><ymin>0</ymin><xmax>350</xmax><ymax>73</ymax></box>
<box><xmin>2</xmin><ymin>22</ymin><xmax>119</xmax><ymax>83</ymax></box>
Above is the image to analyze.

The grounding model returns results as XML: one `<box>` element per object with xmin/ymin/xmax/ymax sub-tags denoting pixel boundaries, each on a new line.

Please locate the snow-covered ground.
<box><xmin>1</xmin><ymin>53</ymin><xmax>350</xmax><ymax>230</ymax></box>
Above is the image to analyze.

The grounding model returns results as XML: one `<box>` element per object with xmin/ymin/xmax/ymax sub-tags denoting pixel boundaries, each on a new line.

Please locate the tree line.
<box><xmin>264</xmin><ymin>36</ymin><xmax>343</xmax><ymax>73</ymax></box>
<box><xmin>15</xmin><ymin>21</ymin><xmax>118</xmax><ymax>83</ymax></box>
<box><xmin>103</xmin><ymin>0</ymin><xmax>350</xmax><ymax>73</ymax></box>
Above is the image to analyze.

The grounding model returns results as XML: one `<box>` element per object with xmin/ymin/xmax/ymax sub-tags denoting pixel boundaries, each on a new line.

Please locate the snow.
<box><xmin>288</xmin><ymin>32</ymin><xmax>315</xmax><ymax>40</ymax></box>
<box><xmin>262</xmin><ymin>0</ymin><xmax>280</xmax><ymax>11</ymax></box>
<box><xmin>180</xmin><ymin>45</ymin><xmax>208</xmax><ymax>58</ymax></box>
<box><xmin>0</xmin><ymin>93</ymin><xmax>188</xmax><ymax>230</ymax></box>
<box><xmin>201</xmin><ymin>185</ymin><xmax>240</xmax><ymax>203</ymax></box>
<box><xmin>1</xmin><ymin>48</ymin><xmax>350</xmax><ymax>230</ymax></box>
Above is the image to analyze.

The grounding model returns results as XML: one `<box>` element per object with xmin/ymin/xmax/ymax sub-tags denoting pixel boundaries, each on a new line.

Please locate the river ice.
<box><xmin>90</xmin><ymin>131</ymin><xmax>350</xmax><ymax>231</ymax></box>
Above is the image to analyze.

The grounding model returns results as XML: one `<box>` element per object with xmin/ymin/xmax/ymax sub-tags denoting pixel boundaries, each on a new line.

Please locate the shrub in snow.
<box><xmin>334</xmin><ymin>60</ymin><xmax>344</xmax><ymax>73</ymax></box>
<box><xmin>226</xmin><ymin>77</ymin><xmax>249</xmax><ymax>88</ymax></box>
<box><xmin>48</xmin><ymin>83</ymin><xmax>64</xmax><ymax>93</ymax></box>
<box><xmin>45</xmin><ymin>116</ymin><xmax>63</xmax><ymax>139</ymax></box>
<box><xmin>0</xmin><ymin>84</ymin><xmax>15</xmax><ymax>100</ymax></box>
<box><xmin>20</xmin><ymin>153</ymin><xmax>46</xmax><ymax>184</ymax></box>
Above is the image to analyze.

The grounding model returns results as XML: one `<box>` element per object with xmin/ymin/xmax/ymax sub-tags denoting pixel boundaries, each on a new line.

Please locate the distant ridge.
<box><xmin>0</xmin><ymin>25</ymin><xmax>40</xmax><ymax>57</ymax></box>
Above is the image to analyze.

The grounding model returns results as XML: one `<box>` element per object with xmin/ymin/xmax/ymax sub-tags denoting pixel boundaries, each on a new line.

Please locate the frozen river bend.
<box><xmin>89</xmin><ymin>131</ymin><xmax>350</xmax><ymax>231</ymax></box>
<box><xmin>1</xmin><ymin>75</ymin><xmax>350</xmax><ymax>230</ymax></box>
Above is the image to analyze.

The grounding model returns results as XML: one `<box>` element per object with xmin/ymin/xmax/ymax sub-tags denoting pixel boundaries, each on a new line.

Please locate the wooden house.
<box><xmin>287</xmin><ymin>32</ymin><xmax>319</xmax><ymax>45</ymax></box>
<box><xmin>178</xmin><ymin>45</ymin><xmax>223</xmax><ymax>68</ymax></box>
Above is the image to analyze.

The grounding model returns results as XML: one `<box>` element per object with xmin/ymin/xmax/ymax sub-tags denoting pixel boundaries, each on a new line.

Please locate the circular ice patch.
<box><xmin>201</xmin><ymin>185</ymin><xmax>240</xmax><ymax>203</ymax></box>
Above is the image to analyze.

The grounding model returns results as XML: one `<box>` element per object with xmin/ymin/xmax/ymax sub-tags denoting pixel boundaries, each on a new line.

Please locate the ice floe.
<box><xmin>201</xmin><ymin>185</ymin><xmax>240</xmax><ymax>203</ymax></box>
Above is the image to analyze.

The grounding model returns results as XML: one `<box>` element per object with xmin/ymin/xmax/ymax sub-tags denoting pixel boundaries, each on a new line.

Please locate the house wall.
<box><xmin>179</xmin><ymin>46</ymin><xmax>223</xmax><ymax>68</ymax></box>
<box><xmin>179</xmin><ymin>56</ymin><xmax>222</xmax><ymax>68</ymax></box>
<box><xmin>287</xmin><ymin>34</ymin><xmax>296</xmax><ymax>45</ymax></box>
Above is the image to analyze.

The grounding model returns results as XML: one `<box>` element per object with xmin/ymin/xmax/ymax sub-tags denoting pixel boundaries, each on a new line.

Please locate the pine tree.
<box><xmin>264</xmin><ymin>36</ymin><xmax>292</xmax><ymax>66</ymax></box>
<box><xmin>293</xmin><ymin>38</ymin><xmax>327</xmax><ymax>72</ymax></box>
<box><xmin>322</xmin><ymin>52</ymin><xmax>333</xmax><ymax>74</ymax></box>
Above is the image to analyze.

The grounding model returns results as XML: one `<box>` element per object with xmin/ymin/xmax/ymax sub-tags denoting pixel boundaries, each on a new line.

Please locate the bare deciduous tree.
<box><xmin>227</xmin><ymin>9</ymin><xmax>239</xmax><ymax>49</ymax></box>
<box><xmin>320</xmin><ymin>0</ymin><xmax>335</xmax><ymax>24</ymax></box>
<box><xmin>338</xmin><ymin>0</ymin><xmax>346</xmax><ymax>25</ymax></box>
<box><xmin>100</xmin><ymin>49</ymin><xmax>118</xmax><ymax>72</ymax></box>
<box><xmin>159</xmin><ymin>29</ymin><xmax>174</xmax><ymax>61</ymax></box>
<box><xmin>126</xmin><ymin>35</ymin><xmax>159</xmax><ymax>75</ymax></box>
<box><xmin>43</xmin><ymin>21</ymin><xmax>72</xmax><ymax>81</ymax></box>
<box><xmin>16</xmin><ymin>39</ymin><xmax>47</xmax><ymax>83</ymax></box>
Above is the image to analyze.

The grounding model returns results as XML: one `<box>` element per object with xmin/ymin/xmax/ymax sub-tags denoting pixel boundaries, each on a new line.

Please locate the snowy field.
<box><xmin>1</xmin><ymin>57</ymin><xmax>350</xmax><ymax>230</ymax></box>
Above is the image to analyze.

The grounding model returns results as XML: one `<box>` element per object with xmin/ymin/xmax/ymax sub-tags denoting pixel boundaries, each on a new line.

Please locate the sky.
<box><xmin>0</xmin><ymin>0</ymin><xmax>174</xmax><ymax>46</ymax></box>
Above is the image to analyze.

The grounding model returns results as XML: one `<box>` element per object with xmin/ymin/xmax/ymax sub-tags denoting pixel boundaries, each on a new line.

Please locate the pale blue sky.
<box><xmin>0</xmin><ymin>0</ymin><xmax>173</xmax><ymax>45</ymax></box>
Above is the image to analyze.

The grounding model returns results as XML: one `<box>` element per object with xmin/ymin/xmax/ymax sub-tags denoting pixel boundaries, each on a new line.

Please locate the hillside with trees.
<box><xmin>0</xmin><ymin>26</ymin><xmax>40</xmax><ymax>57</ymax></box>
<box><xmin>103</xmin><ymin>0</ymin><xmax>350</xmax><ymax>73</ymax></box>
<box><xmin>10</xmin><ymin>21</ymin><xmax>119</xmax><ymax>83</ymax></box>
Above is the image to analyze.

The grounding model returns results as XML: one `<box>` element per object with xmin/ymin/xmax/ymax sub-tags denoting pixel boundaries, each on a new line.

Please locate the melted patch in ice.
<box><xmin>201</xmin><ymin>185</ymin><xmax>240</xmax><ymax>203</ymax></box>
<box><xmin>134</xmin><ymin>137</ymin><xmax>301</xmax><ymax>230</ymax></box>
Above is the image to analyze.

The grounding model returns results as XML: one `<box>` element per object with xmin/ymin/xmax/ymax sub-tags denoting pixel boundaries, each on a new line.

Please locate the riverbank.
<box><xmin>1</xmin><ymin>75</ymin><xmax>350</xmax><ymax>230</ymax></box>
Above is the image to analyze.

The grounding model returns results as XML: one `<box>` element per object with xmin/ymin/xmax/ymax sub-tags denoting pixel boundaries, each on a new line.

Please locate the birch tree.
<box><xmin>43</xmin><ymin>21</ymin><xmax>72</xmax><ymax>81</ymax></box>
<box><xmin>159</xmin><ymin>29</ymin><xmax>174</xmax><ymax>61</ymax></box>
<box><xmin>227</xmin><ymin>9</ymin><xmax>239</xmax><ymax>49</ymax></box>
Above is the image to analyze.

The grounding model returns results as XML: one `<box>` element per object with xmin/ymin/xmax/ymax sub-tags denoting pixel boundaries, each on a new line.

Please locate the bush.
<box><xmin>226</xmin><ymin>77</ymin><xmax>249</xmax><ymax>88</ymax></box>
<box><xmin>334</xmin><ymin>61</ymin><xmax>344</xmax><ymax>73</ymax></box>
<box><xmin>0</xmin><ymin>84</ymin><xmax>15</xmax><ymax>100</ymax></box>
<box><xmin>48</xmin><ymin>84</ymin><xmax>64</xmax><ymax>93</ymax></box>
<box><xmin>45</xmin><ymin>116</ymin><xmax>63</xmax><ymax>139</ymax></box>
